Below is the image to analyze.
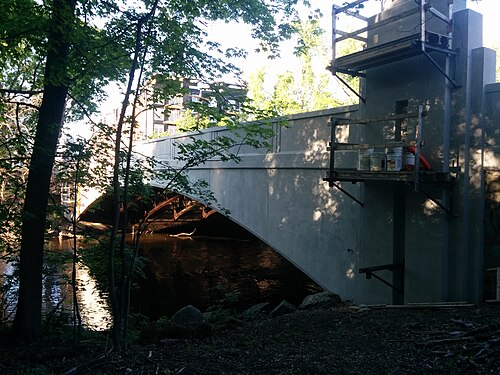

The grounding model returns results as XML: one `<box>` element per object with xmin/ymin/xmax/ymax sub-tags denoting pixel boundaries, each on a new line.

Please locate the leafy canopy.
<box><xmin>1</xmin><ymin>0</ymin><xmax>304</xmax><ymax>123</ymax></box>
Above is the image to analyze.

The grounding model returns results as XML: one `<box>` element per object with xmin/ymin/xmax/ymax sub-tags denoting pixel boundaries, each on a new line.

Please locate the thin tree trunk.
<box><xmin>109</xmin><ymin>1</ymin><xmax>159</xmax><ymax>350</ymax></box>
<box><xmin>121</xmin><ymin>67</ymin><xmax>146</xmax><ymax>349</ymax></box>
<box><xmin>72</xmin><ymin>156</ymin><xmax>82</xmax><ymax>343</ymax></box>
<box><xmin>107</xmin><ymin>18</ymin><xmax>145</xmax><ymax>351</ymax></box>
<box><xmin>13</xmin><ymin>0</ymin><xmax>76</xmax><ymax>342</ymax></box>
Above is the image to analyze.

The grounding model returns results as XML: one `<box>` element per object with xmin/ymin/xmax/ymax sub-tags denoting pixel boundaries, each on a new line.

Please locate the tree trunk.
<box><xmin>107</xmin><ymin>18</ymin><xmax>145</xmax><ymax>351</ymax></box>
<box><xmin>13</xmin><ymin>0</ymin><xmax>76</xmax><ymax>342</ymax></box>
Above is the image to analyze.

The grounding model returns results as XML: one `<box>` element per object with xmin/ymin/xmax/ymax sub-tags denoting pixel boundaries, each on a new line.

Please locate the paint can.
<box><xmin>404</xmin><ymin>150</ymin><xmax>415</xmax><ymax>170</ymax></box>
<box><xmin>357</xmin><ymin>149</ymin><xmax>371</xmax><ymax>170</ymax></box>
<box><xmin>370</xmin><ymin>150</ymin><xmax>385</xmax><ymax>171</ymax></box>
<box><xmin>386</xmin><ymin>147</ymin><xmax>403</xmax><ymax>171</ymax></box>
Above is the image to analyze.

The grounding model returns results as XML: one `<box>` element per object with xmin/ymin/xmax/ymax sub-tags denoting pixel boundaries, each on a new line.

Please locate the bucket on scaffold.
<box><xmin>370</xmin><ymin>150</ymin><xmax>385</xmax><ymax>171</ymax></box>
<box><xmin>386</xmin><ymin>147</ymin><xmax>403</xmax><ymax>171</ymax></box>
<box><xmin>357</xmin><ymin>149</ymin><xmax>372</xmax><ymax>170</ymax></box>
<box><xmin>404</xmin><ymin>150</ymin><xmax>415</xmax><ymax>170</ymax></box>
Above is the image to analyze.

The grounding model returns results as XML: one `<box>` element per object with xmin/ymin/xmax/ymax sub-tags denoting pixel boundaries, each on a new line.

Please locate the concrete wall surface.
<box><xmin>484</xmin><ymin>82</ymin><xmax>500</xmax><ymax>298</ymax></box>
<box><xmin>136</xmin><ymin>107</ymin><xmax>371</xmax><ymax>302</ymax></box>
<box><xmin>133</xmin><ymin>2</ymin><xmax>498</xmax><ymax>304</ymax></box>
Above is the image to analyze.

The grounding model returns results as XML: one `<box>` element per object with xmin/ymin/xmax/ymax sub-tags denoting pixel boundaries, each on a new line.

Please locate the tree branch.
<box><xmin>0</xmin><ymin>88</ymin><xmax>43</xmax><ymax>96</ymax></box>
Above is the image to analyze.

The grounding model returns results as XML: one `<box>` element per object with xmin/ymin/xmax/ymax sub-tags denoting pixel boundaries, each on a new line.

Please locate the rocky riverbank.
<box><xmin>1</xmin><ymin>293</ymin><xmax>499</xmax><ymax>374</ymax></box>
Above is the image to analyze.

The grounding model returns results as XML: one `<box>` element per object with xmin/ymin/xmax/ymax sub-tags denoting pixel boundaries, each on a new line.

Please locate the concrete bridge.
<box><xmin>134</xmin><ymin>107</ymin><xmax>370</xmax><ymax>302</ymax></box>
<box><xmin>134</xmin><ymin>81</ymin><xmax>498</xmax><ymax>305</ymax></box>
<box><xmin>134</xmin><ymin>2</ymin><xmax>499</xmax><ymax>305</ymax></box>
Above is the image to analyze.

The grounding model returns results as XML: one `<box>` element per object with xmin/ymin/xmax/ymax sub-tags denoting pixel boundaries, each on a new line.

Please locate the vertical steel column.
<box><xmin>477</xmin><ymin>70</ymin><xmax>488</xmax><ymax>304</ymax></box>
<box><xmin>420</xmin><ymin>0</ymin><xmax>427</xmax><ymax>52</ymax></box>
<box><xmin>461</xmin><ymin>0</ymin><xmax>472</xmax><ymax>301</ymax></box>
<box><xmin>393</xmin><ymin>99</ymin><xmax>408</xmax><ymax>304</ymax></box>
<box><xmin>332</xmin><ymin>5</ymin><xmax>337</xmax><ymax>71</ymax></box>
<box><xmin>443</xmin><ymin>0</ymin><xmax>453</xmax><ymax>174</ymax></box>
<box><xmin>328</xmin><ymin>117</ymin><xmax>336</xmax><ymax>186</ymax></box>
<box><xmin>414</xmin><ymin>105</ymin><xmax>423</xmax><ymax>192</ymax></box>
<box><xmin>393</xmin><ymin>182</ymin><xmax>406</xmax><ymax>304</ymax></box>
<box><xmin>440</xmin><ymin>0</ymin><xmax>454</xmax><ymax>302</ymax></box>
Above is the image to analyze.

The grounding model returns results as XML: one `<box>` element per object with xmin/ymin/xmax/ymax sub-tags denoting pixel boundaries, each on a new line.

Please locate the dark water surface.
<box><xmin>1</xmin><ymin>234</ymin><xmax>319</xmax><ymax>330</ymax></box>
<box><xmin>132</xmin><ymin>234</ymin><xmax>320</xmax><ymax>319</ymax></box>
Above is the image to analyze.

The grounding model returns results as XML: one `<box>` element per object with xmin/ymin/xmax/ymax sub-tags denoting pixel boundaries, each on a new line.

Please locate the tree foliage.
<box><xmin>0</xmin><ymin>0</ymin><xmax>305</xmax><ymax>345</ymax></box>
<box><xmin>247</xmin><ymin>14</ymin><xmax>352</xmax><ymax>116</ymax></box>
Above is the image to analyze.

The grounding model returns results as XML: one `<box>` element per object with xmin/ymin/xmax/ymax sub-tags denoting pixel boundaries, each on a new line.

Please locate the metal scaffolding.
<box><xmin>328</xmin><ymin>0</ymin><xmax>458</xmax><ymax>101</ymax></box>
<box><xmin>325</xmin><ymin>0</ymin><xmax>458</xmax><ymax>210</ymax></box>
<box><xmin>324</xmin><ymin>0</ymin><xmax>463</xmax><ymax>302</ymax></box>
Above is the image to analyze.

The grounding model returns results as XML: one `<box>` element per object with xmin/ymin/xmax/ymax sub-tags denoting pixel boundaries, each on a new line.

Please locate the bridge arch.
<box><xmin>85</xmin><ymin>4</ymin><xmax>497</xmax><ymax>305</ymax></box>
<box><xmin>139</xmin><ymin>107</ymin><xmax>363</xmax><ymax>302</ymax></box>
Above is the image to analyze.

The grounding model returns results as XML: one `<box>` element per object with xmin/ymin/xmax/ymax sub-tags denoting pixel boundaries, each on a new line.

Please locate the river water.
<box><xmin>1</xmin><ymin>234</ymin><xmax>319</xmax><ymax>330</ymax></box>
<box><xmin>133</xmin><ymin>234</ymin><xmax>320</xmax><ymax>319</ymax></box>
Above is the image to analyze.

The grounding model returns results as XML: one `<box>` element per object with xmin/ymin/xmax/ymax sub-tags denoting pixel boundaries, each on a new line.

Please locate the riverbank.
<box><xmin>1</xmin><ymin>303</ymin><xmax>499</xmax><ymax>374</ymax></box>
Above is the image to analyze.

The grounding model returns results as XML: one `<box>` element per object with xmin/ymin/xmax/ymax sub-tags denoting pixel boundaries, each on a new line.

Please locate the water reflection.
<box><xmin>0</xmin><ymin>261</ymin><xmax>17</xmax><ymax>322</ymax></box>
<box><xmin>47</xmin><ymin>239</ymin><xmax>112</xmax><ymax>331</ymax></box>
<box><xmin>133</xmin><ymin>234</ymin><xmax>319</xmax><ymax>319</ymax></box>
<box><xmin>0</xmin><ymin>240</ymin><xmax>112</xmax><ymax>331</ymax></box>
<box><xmin>2</xmin><ymin>234</ymin><xmax>319</xmax><ymax>329</ymax></box>
<box><xmin>76</xmin><ymin>264</ymin><xmax>112</xmax><ymax>331</ymax></box>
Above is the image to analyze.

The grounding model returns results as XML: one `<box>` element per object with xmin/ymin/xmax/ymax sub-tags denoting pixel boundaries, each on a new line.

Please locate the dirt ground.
<box><xmin>2</xmin><ymin>304</ymin><xmax>499</xmax><ymax>374</ymax></box>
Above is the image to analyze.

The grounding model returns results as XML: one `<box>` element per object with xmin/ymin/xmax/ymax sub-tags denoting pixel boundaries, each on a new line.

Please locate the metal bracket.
<box><xmin>419</xmin><ymin>187</ymin><xmax>456</xmax><ymax>216</ymax></box>
<box><xmin>359</xmin><ymin>263</ymin><xmax>404</xmax><ymax>293</ymax></box>
<box><xmin>332</xmin><ymin>72</ymin><xmax>366</xmax><ymax>103</ymax></box>
<box><xmin>422</xmin><ymin>49</ymin><xmax>458</xmax><ymax>88</ymax></box>
<box><xmin>327</xmin><ymin>179</ymin><xmax>365</xmax><ymax>207</ymax></box>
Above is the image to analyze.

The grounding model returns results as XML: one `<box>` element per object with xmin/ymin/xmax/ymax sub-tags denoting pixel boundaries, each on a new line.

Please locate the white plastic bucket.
<box><xmin>404</xmin><ymin>151</ymin><xmax>415</xmax><ymax>170</ymax></box>
<box><xmin>386</xmin><ymin>147</ymin><xmax>403</xmax><ymax>171</ymax></box>
<box><xmin>357</xmin><ymin>150</ymin><xmax>371</xmax><ymax>170</ymax></box>
<box><xmin>370</xmin><ymin>152</ymin><xmax>385</xmax><ymax>171</ymax></box>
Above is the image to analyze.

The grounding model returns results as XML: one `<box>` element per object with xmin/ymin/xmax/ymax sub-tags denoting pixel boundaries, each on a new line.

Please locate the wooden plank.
<box><xmin>335</xmin><ymin>35</ymin><xmax>421</xmax><ymax>71</ymax></box>
<box><xmin>332</xmin><ymin>141</ymin><xmax>414</xmax><ymax>150</ymax></box>
<box><xmin>329</xmin><ymin>110</ymin><xmax>427</xmax><ymax>125</ymax></box>
<box><xmin>326</xmin><ymin>169</ymin><xmax>454</xmax><ymax>184</ymax></box>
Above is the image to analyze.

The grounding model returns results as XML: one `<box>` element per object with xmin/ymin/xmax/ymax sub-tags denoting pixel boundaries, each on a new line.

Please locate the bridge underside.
<box><xmin>78</xmin><ymin>189</ymin><xmax>256</xmax><ymax>238</ymax></box>
<box><xmin>134</xmin><ymin>6</ymin><xmax>499</xmax><ymax>305</ymax></box>
<box><xmin>144</xmin><ymin>107</ymin><xmax>369</xmax><ymax>303</ymax></box>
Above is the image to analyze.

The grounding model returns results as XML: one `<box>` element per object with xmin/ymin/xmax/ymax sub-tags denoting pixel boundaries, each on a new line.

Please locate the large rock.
<box><xmin>270</xmin><ymin>300</ymin><xmax>297</xmax><ymax>318</ymax></box>
<box><xmin>171</xmin><ymin>305</ymin><xmax>203</xmax><ymax>325</ymax></box>
<box><xmin>242</xmin><ymin>302</ymin><xmax>270</xmax><ymax>320</ymax></box>
<box><xmin>298</xmin><ymin>291</ymin><xmax>342</xmax><ymax>310</ymax></box>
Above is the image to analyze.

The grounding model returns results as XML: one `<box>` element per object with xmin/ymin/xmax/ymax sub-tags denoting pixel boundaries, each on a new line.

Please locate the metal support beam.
<box><xmin>334</xmin><ymin>0</ymin><xmax>369</xmax><ymax>14</ymax></box>
<box><xmin>414</xmin><ymin>105</ymin><xmax>424</xmax><ymax>192</ymax></box>
<box><xmin>428</xmin><ymin>6</ymin><xmax>451</xmax><ymax>24</ymax></box>
<box><xmin>335</xmin><ymin>7</ymin><xmax>420</xmax><ymax>43</ymax></box>
<box><xmin>333</xmin><ymin>73</ymin><xmax>366</xmax><ymax>103</ymax></box>
<box><xmin>328</xmin><ymin>116</ymin><xmax>336</xmax><ymax>188</ymax></box>
<box><xmin>422</xmin><ymin>50</ymin><xmax>458</xmax><ymax>87</ymax></box>
<box><xmin>333</xmin><ymin>67</ymin><xmax>366</xmax><ymax>78</ymax></box>
<box><xmin>330</xmin><ymin>181</ymin><xmax>365</xmax><ymax>207</ymax></box>
<box><xmin>359</xmin><ymin>263</ymin><xmax>404</xmax><ymax>294</ymax></box>
<box><xmin>419</xmin><ymin>188</ymin><xmax>455</xmax><ymax>216</ymax></box>
<box><xmin>344</xmin><ymin>9</ymin><xmax>368</xmax><ymax>22</ymax></box>
<box><xmin>420</xmin><ymin>0</ymin><xmax>426</xmax><ymax>49</ymax></box>
<box><xmin>336</xmin><ymin>29</ymin><xmax>367</xmax><ymax>43</ymax></box>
